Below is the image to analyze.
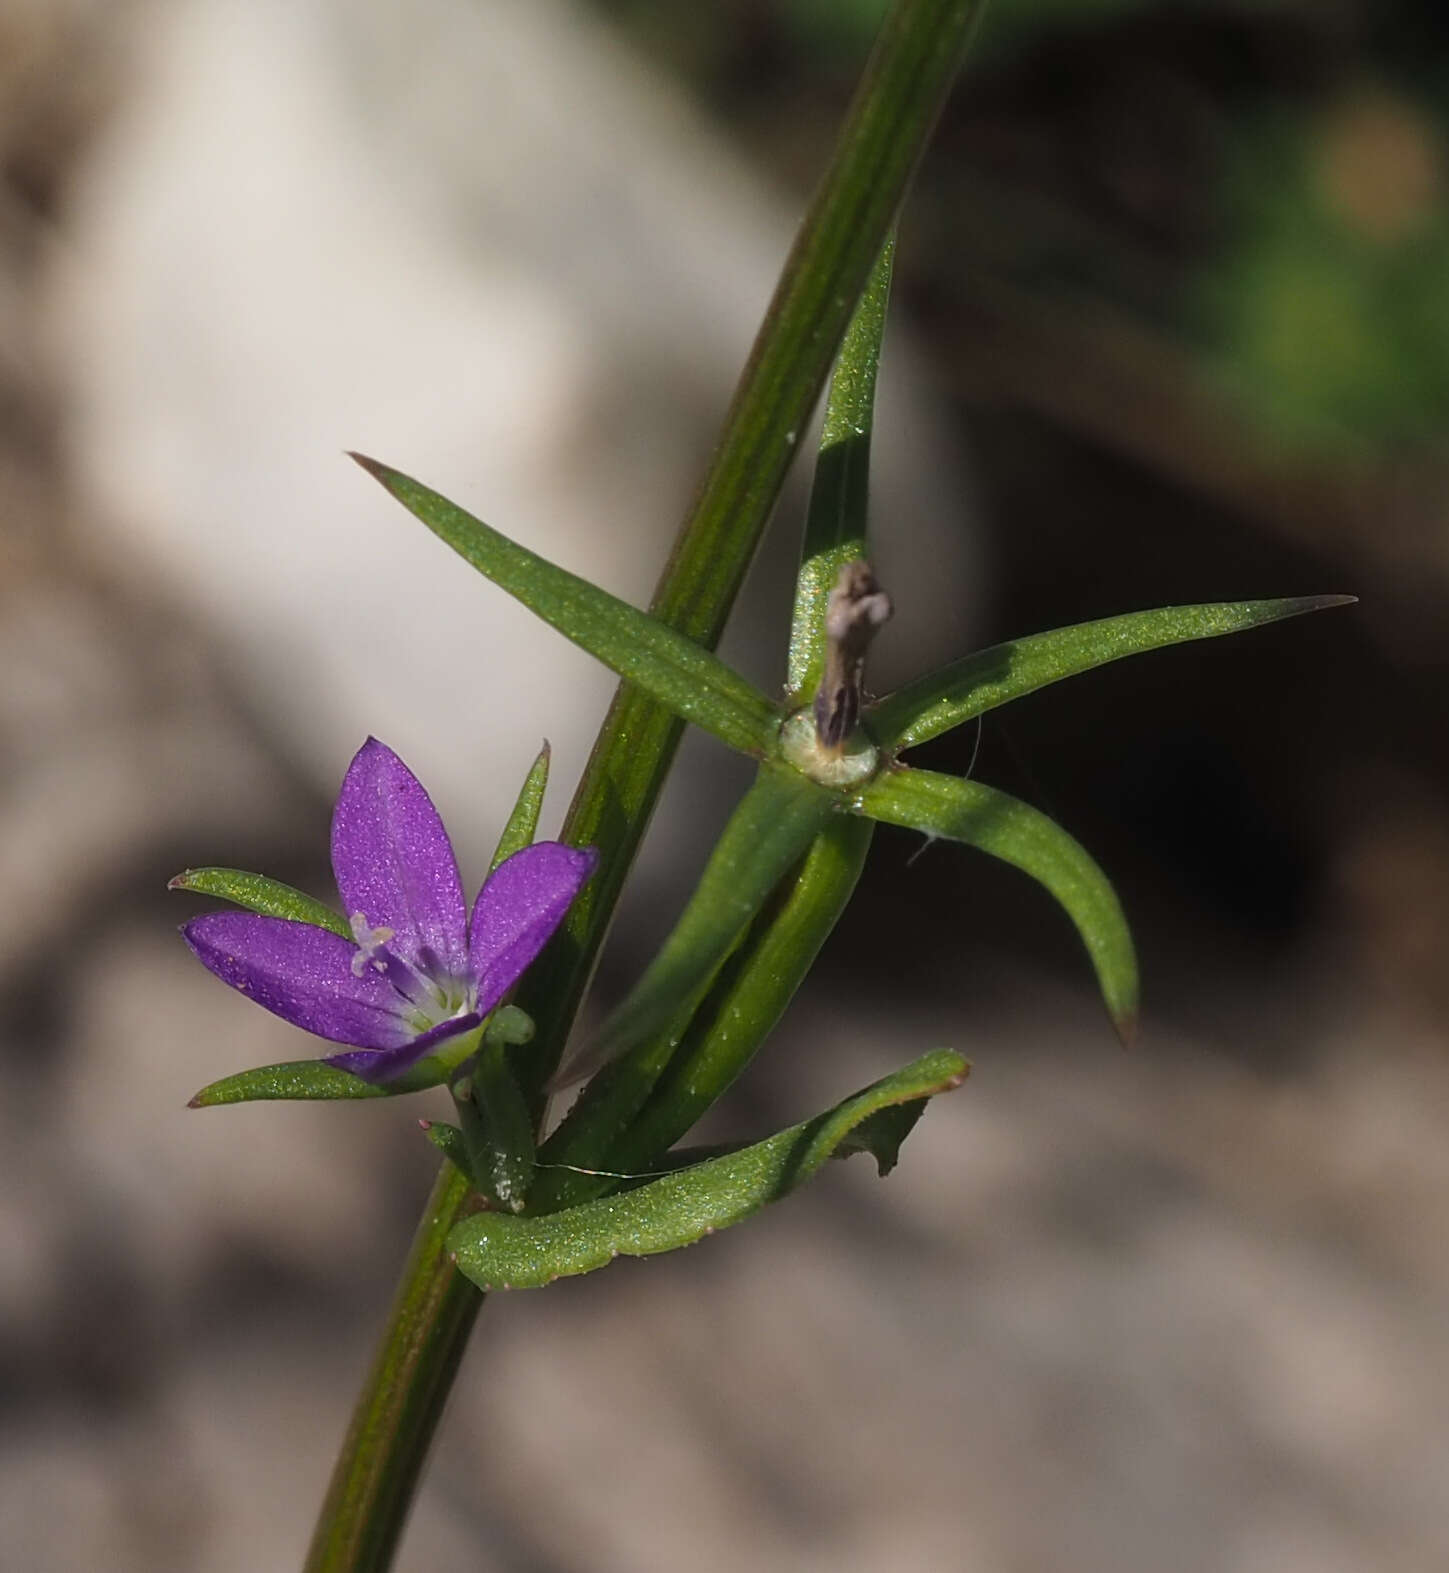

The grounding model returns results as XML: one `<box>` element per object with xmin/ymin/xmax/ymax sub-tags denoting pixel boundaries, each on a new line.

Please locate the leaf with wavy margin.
<box><xmin>450</xmin><ymin>1049</ymin><xmax>967</xmax><ymax>1289</ymax></box>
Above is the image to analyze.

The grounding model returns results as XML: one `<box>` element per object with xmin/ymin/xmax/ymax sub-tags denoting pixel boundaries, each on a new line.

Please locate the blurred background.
<box><xmin>3</xmin><ymin>1</ymin><xmax>1446</xmax><ymax>1568</ymax></box>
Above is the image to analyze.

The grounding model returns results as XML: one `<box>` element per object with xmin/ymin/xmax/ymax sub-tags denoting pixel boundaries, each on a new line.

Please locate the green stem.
<box><xmin>303</xmin><ymin>2</ymin><xmax>989</xmax><ymax>1566</ymax></box>
<box><xmin>515</xmin><ymin>0</ymin><xmax>989</xmax><ymax>1109</ymax></box>
<box><xmin>303</xmin><ymin>1166</ymin><xmax>482</xmax><ymax>1573</ymax></box>
<box><xmin>649</xmin><ymin>0</ymin><xmax>981</xmax><ymax>650</ymax></box>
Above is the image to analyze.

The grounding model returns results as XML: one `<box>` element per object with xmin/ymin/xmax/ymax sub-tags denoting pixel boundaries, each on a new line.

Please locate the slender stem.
<box><xmin>535</xmin><ymin>223</ymin><xmax>898</xmax><ymax>1209</ymax></box>
<box><xmin>652</xmin><ymin>0</ymin><xmax>984</xmax><ymax>647</ymax></box>
<box><xmin>516</xmin><ymin>0</ymin><xmax>990</xmax><ymax>1107</ymax></box>
<box><xmin>303</xmin><ymin>1167</ymin><xmax>482</xmax><ymax>1573</ymax></box>
<box><xmin>303</xmin><ymin>3</ymin><xmax>990</xmax><ymax>1567</ymax></box>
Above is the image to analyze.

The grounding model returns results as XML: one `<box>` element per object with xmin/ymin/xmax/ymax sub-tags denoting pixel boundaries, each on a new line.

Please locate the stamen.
<box><xmin>349</xmin><ymin>912</ymin><xmax>395</xmax><ymax>977</ymax></box>
<box><xmin>347</xmin><ymin>910</ymin><xmax>462</xmax><ymax>1020</ymax></box>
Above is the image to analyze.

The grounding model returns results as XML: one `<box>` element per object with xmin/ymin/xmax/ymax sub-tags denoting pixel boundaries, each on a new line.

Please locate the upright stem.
<box><xmin>303</xmin><ymin>3</ymin><xmax>989</xmax><ymax>1568</ymax></box>
<box><xmin>303</xmin><ymin>1167</ymin><xmax>482</xmax><ymax>1572</ymax></box>
<box><xmin>515</xmin><ymin>0</ymin><xmax>989</xmax><ymax>1106</ymax></box>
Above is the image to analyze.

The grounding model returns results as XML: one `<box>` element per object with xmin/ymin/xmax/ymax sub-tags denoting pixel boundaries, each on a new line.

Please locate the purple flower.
<box><xmin>183</xmin><ymin>738</ymin><xmax>596</xmax><ymax>1083</ymax></box>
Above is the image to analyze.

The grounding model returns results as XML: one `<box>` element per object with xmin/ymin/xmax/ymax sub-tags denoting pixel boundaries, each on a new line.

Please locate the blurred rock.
<box><xmin>46</xmin><ymin>0</ymin><xmax>977</xmax><ymax>867</ymax></box>
<box><xmin>2</xmin><ymin>4</ymin><xmax>1447</xmax><ymax>1572</ymax></box>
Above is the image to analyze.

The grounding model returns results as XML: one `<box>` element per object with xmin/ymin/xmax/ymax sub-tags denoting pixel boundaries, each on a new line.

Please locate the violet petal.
<box><xmin>183</xmin><ymin>912</ymin><xmax>411</xmax><ymax>1049</ymax></box>
<box><xmin>325</xmin><ymin>1011</ymin><xmax>483</xmax><ymax>1084</ymax></box>
<box><xmin>330</xmin><ymin>738</ymin><xmax>468</xmax><ymax>977</ymax></box>
<box><xmin>469</xmin><ymin>842</ymin><xmax>598</xmax><ymax>1015</ymax></box>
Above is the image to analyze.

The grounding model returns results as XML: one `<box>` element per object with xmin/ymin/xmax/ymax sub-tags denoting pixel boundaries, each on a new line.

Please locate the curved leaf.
<box><xmin>449</xmin><ymin>1049</ymin><xmax>967</xmax><ymax>1290</ymax></box>
<box><xmin>870</xmin><ymin>596</ymin><xmax>1355</xmax><ymax>751</ymax></box>
<box><xmin>352</xmin><ymin>456</ymin><xmax>779</xmax><ymax>758</ymax></box>
<box><xmin>168</xmin><ymin>868</ymin><xmax>350</xmax><ymax>937</ymax></box>
<box><xmin>858</xmin><ymin>766</ymin><xmax>1138</xmax><ymax>1038</ymax></box>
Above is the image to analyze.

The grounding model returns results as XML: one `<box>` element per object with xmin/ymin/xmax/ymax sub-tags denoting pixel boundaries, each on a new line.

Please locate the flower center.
<box><xmin>349</xmin><ymin>912</ymin><xmax>473</xmax><ymax>1031</ymax></box>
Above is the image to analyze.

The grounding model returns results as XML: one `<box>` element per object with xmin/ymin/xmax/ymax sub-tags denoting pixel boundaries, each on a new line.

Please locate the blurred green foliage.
<box><xmin>1201</xmin><ymin>96</ymin><xmax>1449</xmax><ymax>453</ymax></box>
<box><xmin>782</xmin><ymin>0</ymin><xmax>1154</xmax><ymax>56</ymax></box>
<box><xmin>590</xmin><ymin>0</ymin><xmax>1449</xmax><ymax>464</ymax></box>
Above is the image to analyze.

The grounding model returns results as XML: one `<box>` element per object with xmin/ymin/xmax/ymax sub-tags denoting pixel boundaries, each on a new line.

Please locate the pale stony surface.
<box><xmin>2</xmin><ymin>3</ymin><xmax>1447</xmax><ymax>1572</ymax></box>
<box><xmin>396</xmin><ymin>988</ymin><xmax>1449</xmax><ymax>1573</ymax></box>
<box><xmin>45</xmin><ymin>0</ymin><xmax>977</xmax><ymax>854</ymax></box>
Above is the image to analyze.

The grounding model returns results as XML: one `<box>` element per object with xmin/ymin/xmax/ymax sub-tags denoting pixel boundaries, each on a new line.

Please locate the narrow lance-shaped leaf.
<box><xmin>859</xmin><ymin>767</ymin><xmax>1138</xmax><ymax>1038</ymax></box>
<box><xmin>352</xmin><ymin>456</ymin><xmax>779</xmax><ymax>758</ymax></box>
<box><xmin>532</xmin><ymin>813</ymin><xmax>875</xmax><ymax>1212</ymax></box>
<box><xmin>168</xmin><ymin>868</ymin><xmax>351</xmax><ymax>937</ymax></box>
<box><xmin>870</xmin><ymin>596</ymin><xmax>1356</xmax><ymax>752</ymax></box>
<box><xmin>787</xmin><ymin>235</ymin><xmax>895</xmax><ymax>701</ymax></box>
<box><xmin>450</xmin><ymin>1049</ymin><xmax>968</xmax><ymax>1290</ymax></box>
<box><xmin>190</xmin><ymin>1061</ymin><xmax>392</xmax><ymax>1106</ymax></box>
<box><xmin>489</xmin><ymin>742</ymin><xmax>551</xmax><ymax>870</ymax></box>
<box><xmin>187</xmin><ymin>1030</ymin><xmax>482</xmax><ymax>1107</ymax></box>
<box><xmin>552</xmin><ymin>767</ymin><xmax>837</xmax><ymax>1089</ymax></box>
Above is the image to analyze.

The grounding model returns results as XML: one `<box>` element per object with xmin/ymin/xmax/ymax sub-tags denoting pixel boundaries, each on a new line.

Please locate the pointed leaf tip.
<box><xmin>352</xmin><ymin>455</ymin><xmax>778</xmax><ymax>756</ymax></box>
<box><xmin>189</xmin><ymin>1058</ymin><xmax>395</xmax><ymax>1105</ymax></box>
<box><xmin>348</xmin><ymin>450</ymin><xmax>390</xmax><ymax>483</ymax></box>
<box><xmin>873</xmin><ymin>595</ymin><xmax>1360</xmax><ymax>753</ymax></box>
<box><xmin>169</xmin><ymin>866</ymin><xmax>352</xmax><ymax>936</ymax></box>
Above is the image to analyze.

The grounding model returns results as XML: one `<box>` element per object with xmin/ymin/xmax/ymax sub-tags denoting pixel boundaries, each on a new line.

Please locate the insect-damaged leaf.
<box><xmin>449</xmin><ymin>1049</ymin><xmax>967</xmax><ymax>1290</ymax></box>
